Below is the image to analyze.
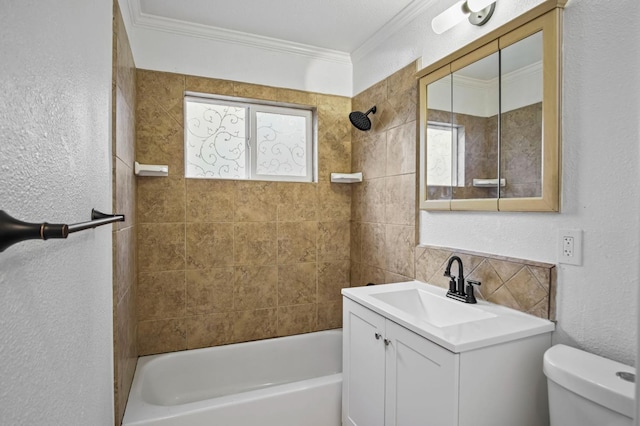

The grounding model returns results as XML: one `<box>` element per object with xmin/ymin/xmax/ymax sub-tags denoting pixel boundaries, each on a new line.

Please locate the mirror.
<box><xmin>418</xmin><ymin>8</ymin><xmax>561</xmax><ymax>212</ymax></box>
<box><xmin>451</xmin><ymin>50</ymin><xmax>499</xmax><ymax>204</ymax></box>
<box><xmin>500</xmin><ymin>32</ymin><xmax>543</xmax><ymax>199</ymax></box>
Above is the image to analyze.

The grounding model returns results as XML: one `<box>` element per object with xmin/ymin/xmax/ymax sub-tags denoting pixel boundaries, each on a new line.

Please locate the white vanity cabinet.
<box><xmin>342</xmin><ymin>295</ymin><xmax>553</xmax><ymax>426</ymax></box>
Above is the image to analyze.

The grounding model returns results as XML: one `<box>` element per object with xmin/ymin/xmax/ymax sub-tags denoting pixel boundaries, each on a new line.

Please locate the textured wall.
<box><xmin>135</xmin><ymin>70</ymin><xmax>352</xmax><ymax>355</ymax></box>
<box><xmin>0</xmin><ymin>1</ymin><xmax>114</xmax><ymax>425</ymax></box>
<box><xmin>113</xmin><ymin>3</ymin><xmax>137</xmax><ymax>424</ymax></box>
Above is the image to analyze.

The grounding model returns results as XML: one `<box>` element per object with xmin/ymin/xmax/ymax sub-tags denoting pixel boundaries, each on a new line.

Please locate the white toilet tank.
<box><xmin>543</xmin><ymin>344</ymin><xmax>635</xmax><ymax>426</ymax></box>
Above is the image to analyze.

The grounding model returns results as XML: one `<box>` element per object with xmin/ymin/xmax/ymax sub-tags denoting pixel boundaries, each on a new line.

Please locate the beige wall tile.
<box><xmin>114</xmin><ymin>157</ymin><xmax>135</xmax><ymax>230</ymax></box>
<box><xmin>137</xmin><ymin>177</ymin><xmax>185</xmax><ymax>223</ymax></box>
<box><xmin>488</xmin><ymin>258</ymin><xmax>523</xmax><ymax>283</ymax></box>
<box><xmin>505</xmin><ymin>267</ymin><xmax>548</xmax><ymax>311</ymax></box>
<box><xmin>385</xmin><ymin>174</ymin><xmax>416</xmax><ymax>226</ymax></box>
<box><xmin>234</xmin><ymin>265</ymin><xmax>278</xmax><ymax>310</ymax></box>
<box><xmin>278</xmin><ymin>304</ymin><xmax>317</xmax><ymax>336</ymax></box>
<box><xmin>232</xmin><ymin>308</ymin><xmax>278</xmax><ymax>342</ymax></box>
<box><xmin>235</xmin><ymin>181</ymin><xmax>278</xmax><ymax>222</ymax></box>
<box><xmin>317</xmin><ymin>221</ymin><xmax>350</xmax><ymax>262</ymax></box>
<box><xmin>234</xmin><ymin>222</ymin><xmax>277</xmax><ymax>265</ymax></box>
<box><xmin>350</xmin><ymin>221</ymin><xmax>362</xmax><ymax>263</ymax></box>
<box><xmin>186</xmin><ymin>223</ymin><xmax>234</xmax><ymax>269</ymax></box>
<box><xmin>234</xmin><ymin>82</ymin><xmax>279</xmax><ymax>100</ymax></box>
<box><xmin>362</xmin><ymin>266</ymin><xmax>386</xmax><ymax>287</ymax></box>
<box><xmin>277</xmin><ymin>88</ymin><xmax>318</xmax><ymax>106</ymax></box>
<box><xmin>386</xmin><ymin>121</ymin><xmax>416</xmax><ymax>176</ymax></box>
<box><xmin>186</xmin><ymin>313</ymin><xmax>234</xmax><ymax>349</ymax></box>
<box><xmin>361</xmin><ymin>223</ymin><xmax>386</xmax><ymax>269</ymax></box>
<box><xmin>468</xmin><ymin>259</ymin><xmax>505</xmax><ymax>297</ymax></box>
<box><xmin>276</xmin><ymin>263</ymin><xmax>317</xmax><ymax>307</ymax></box>
<box><xmin>318</xmin><ymin>139</ymin><xmax>351</xmax><ymax>182</ymax></box>
<box><xmin>317</xmin><ymin>300</ymin><xmax>343</xmax><ymax>330</ymax></box>
<box><xmin>361</xmin><ymin>178</ymin><xmax>386</xmax><ymax>223</ymax></box>
<box><xmin>115</xmin><ymin>87</ymin><xmax>135</xmax><ymax>168</ymax></box>
<box><xmin>385</xmin><ymin>225</ymin><xmax>415</xmax><ymax>277</ymax></box>
<box><xmin>384</xmin><ymin>271</ymin><xmax>413</xmax><ymax>284</ymax></box>
<box><xmin>138</xmin><ymin>318</ymin><xmax>187</xmax><ymax>356</ymax></box>
<box><xmin>317</xmin><ymin>261</ymin><xmax>350</xmax><ymax>302</ymax></box>
<box><xmin>361</xmin><ymin>132</ymin><xmax>387</xmax><ymax>179</ymax></box>
<box><xmin>277</xmin><ymin>182</ymin><xmax>317</xmax><ymax>222</ymax></box>
<box><xmin>185</xmin><ymin>75</ymin><xmax>235</xmax><ymax>96</ymax></box>
<box><xmin>137</xmin><ymin>70</ymin><xmax>184</xmax><ymax>125</ymax></box>
<box><xmin>487</xmin><ymin>286</ymin><xmax>521</xmax><ymax>311</ymax></box>
<box><xmin>277</xmin><ymin>221</ymin><xmax>317</xmax><ymax>264</ymax></box>
<box><xmin>186</xmin><ymin>268</ymin><xmax>234</xmax><ymax>315</ymax></box>
<box><xmin>138</xmin><ymin>223</ymin><xmax>185</xmax><ymax>272</ymax></box>
<box><xmin>350</xmin><ymin>261</ymin><xmax>362</xmax><ymax>287</ymax></box>
<box><xmin>317</xmin><ymin>183</ymin><xmax>351</xmax><ymax>221</ymax></box>
<box><xmin>186</xmin><ymin>179</ymin><xmax>235</xmax><ymax>222</ymax></box>
<box><xmin>138</xmin><ymin>270</ymin><xmax>186</xmax><ymax>321</ymax></box>
<box><xmin>114</xmin><ymin>227</ymin><xmax>135</xmax><ymax>304</ymax></box>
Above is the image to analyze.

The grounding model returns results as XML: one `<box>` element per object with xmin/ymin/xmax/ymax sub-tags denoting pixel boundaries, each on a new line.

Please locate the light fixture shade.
<box><xmin>467</xmin><ymin>0</ymin><xmax>495</xmax><ymax>13</ymax></box>
<box><xmin>431</xmin><ymin>0</ymin><xmax>469</xmax><ymax>35</ymax></box>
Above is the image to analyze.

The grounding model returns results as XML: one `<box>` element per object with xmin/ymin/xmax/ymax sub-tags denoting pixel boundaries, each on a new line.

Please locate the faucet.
<box><xmin>443</xmin><ymin>256</ymin><xmax>481</xmax><ymax>304</ymax></box>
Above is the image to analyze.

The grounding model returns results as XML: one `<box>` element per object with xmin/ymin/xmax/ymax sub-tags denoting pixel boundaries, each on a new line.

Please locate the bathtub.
<box><xmin>122</xmin><ymin>329</ymin><xmax>342</xmax><ymax>426</ymax></box>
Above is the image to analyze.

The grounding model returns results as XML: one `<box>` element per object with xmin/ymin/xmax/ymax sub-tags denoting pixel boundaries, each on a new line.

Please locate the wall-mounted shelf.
<box><xmin>472</xmin><ymin>178</ymin><xmax>506</xmax><ymax>188</ymax></box>
<box><xmin>0</xmin><ymin>209</ymin><xmax>125</xmax><ymax>252</ymax></box>
<box><xmin>330</xmin><ymin>172</ymin><xmax>363</xmax><ymax>183</ymax></box>
<box><xmin>135</xmin><ymin>161</ymin><xmax>168</xmax><ymax>177</ymax></box>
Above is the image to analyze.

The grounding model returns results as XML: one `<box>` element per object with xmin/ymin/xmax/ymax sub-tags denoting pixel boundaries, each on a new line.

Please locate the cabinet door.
<box><xmin>343</xmin><ymin>299</ymin><xmax>387</xmax><ymax>426</ymax></box>
<box><xmin>385</xmin><ymin>320</ymin><xmax>459</xmax><ymax>426</ymax></box>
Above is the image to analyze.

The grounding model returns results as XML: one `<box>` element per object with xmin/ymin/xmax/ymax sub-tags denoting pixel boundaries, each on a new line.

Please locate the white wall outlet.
<box><xmin>558</xmin><ymin>229</ymin><xmax>583</xmax><ymax>265</ymax></box>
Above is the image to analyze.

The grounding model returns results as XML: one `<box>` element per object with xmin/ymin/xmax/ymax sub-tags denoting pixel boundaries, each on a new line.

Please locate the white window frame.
<box><xmin>426</xmin><ymin>121</ymin><xmax>465</xmax><ymax>187</ymax></box>
<box><xmin>184</xmin><ymin>92</ymin><xmax>316</xmax><ymax>182</ymax></box>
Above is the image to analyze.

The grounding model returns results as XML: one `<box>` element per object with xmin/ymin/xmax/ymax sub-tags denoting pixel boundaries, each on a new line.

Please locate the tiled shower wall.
<box><xmin>350</xmin><ymin>63</ymin><xmax>419</xmax><ymax>287</ymax></box>
<box><xmin>135</xmin><ymin>70</ymin><xmax>352</xmax><ymax>355</ymax></box>
<box><xmin>112</xmin><ymin>2</ymin><xmax>137</xmax><ymax>424</ymax></box>
<box><xmin>351</xmin><ymin>62</ymin><xmax>555</xmax><ymax>320</ymax></box>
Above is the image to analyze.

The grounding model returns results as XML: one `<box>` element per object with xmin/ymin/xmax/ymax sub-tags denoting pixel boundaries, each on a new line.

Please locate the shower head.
<box><xmin>349</xmin><ymin>106</ymin><xmax>377</xmax><ymax>131</ymax></box>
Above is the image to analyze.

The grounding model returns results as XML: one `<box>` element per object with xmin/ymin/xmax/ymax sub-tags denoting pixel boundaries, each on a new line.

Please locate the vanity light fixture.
<box><xmin>431</xmin><ymin>0</ymin><xmax>496</xmax><ymax>35</ymax></box>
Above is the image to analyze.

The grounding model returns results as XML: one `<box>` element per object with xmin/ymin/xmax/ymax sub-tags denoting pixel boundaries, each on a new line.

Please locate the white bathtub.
<box><xmin>122</xmin><ymin>329</ymin><xmax>342</xmax><ymax>426</ymax></box>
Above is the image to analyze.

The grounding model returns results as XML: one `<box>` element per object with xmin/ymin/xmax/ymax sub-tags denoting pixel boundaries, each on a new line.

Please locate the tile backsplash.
<box><xmin>415</xmin><ymin>245</ymin><xmax>556</xmax><ymax>320</ymax></box>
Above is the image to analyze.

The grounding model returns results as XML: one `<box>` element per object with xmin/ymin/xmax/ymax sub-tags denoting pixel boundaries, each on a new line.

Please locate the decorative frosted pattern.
<box><xmin>185</xmin><ymin>100</ymin><xmax>247</xmax><ymax>179</ymax></box>
<box><xmin>426</xmin><ymin>126</ymin><xmax>454</xmax><ymax>186</ymax></box>
<box><xmin>256</xmin><ymin>112</ymin><xmax>307</xmax><ymax>177</ymax></box>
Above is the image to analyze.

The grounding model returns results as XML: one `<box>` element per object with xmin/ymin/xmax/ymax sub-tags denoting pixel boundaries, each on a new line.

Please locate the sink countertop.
<box><xmin>342</xmin><ymin>280</ymin><xmax>555</xmax><ymax>353</ymax></box>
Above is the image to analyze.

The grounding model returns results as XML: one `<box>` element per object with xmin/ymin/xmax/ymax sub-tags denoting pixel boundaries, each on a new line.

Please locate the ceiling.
<box><xmin>136</xmin><ymin>0</ymin><xmax>431</xmax><ymax>54</ymax></box>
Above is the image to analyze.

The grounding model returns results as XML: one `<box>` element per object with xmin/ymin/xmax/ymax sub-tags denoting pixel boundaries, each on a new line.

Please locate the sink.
<box><xmin>371</xmin><ymin>288</ymin><xmax>496</xmax><ymax>327</ymax></box>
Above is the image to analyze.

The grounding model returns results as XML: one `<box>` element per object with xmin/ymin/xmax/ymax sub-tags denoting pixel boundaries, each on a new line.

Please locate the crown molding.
<box><xmin>351</xmin><ymin>0</ymin><xmax>439</xmax><ymax>62</ymax></box>
<box><xmin>127</xmin><ymin>0</ymin><xmax>352</xmax><ymax>64</ymax></box>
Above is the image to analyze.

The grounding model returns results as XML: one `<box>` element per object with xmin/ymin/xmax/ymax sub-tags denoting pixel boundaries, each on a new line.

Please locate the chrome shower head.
<box><xmin>349</xmin><ymin>106</ymin><xmax>377</xmax><ymax>131</ymax></box>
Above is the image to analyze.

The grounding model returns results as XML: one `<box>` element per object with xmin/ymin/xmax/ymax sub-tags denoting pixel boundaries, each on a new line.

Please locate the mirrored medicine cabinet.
<box><xmin>418</xmin><ymin>2</ymin><xmax>564</xmax><ymax>212</ymax></box>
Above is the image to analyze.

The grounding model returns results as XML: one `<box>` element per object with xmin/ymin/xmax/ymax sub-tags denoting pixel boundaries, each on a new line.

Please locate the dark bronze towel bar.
<box><xmin>0</xmin><ymin>209</ymin><xmax>124</xmax><ymax>252</ymax></box>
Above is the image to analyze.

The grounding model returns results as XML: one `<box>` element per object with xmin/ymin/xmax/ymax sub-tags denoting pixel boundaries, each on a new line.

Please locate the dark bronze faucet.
<box><xmin>443</xmin><ymin>256</ymin><xmax>481</xmax><ymax>304</ymax></box>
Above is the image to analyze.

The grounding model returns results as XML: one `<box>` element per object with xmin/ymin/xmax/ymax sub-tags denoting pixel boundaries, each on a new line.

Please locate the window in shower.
<box><xmin>185</xmin><ymin>94</ymin><xmax>315</xmax><ymax>182</ymax></box>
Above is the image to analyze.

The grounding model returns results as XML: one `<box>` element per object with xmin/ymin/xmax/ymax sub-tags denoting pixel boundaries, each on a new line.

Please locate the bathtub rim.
<box><xmin>123</xmin><ymin>329</ymin><xmax>343</xmax><ymax>426</ymax></box>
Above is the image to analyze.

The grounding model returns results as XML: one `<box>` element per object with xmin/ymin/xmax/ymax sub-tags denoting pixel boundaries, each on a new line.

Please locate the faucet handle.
<box><xmin>465</xmin><ymin>279</ymin><xmax>481</xmax><ymax>304</ymax></box>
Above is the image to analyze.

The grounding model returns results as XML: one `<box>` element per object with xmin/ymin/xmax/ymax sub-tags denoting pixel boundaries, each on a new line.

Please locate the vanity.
<box><xmin>342</xmin><ymin>281</ymin><xmax>555</xmax><ymax>426</ymax></box>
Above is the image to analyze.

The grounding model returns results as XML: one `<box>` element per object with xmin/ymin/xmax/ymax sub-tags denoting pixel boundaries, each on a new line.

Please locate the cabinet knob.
<box><xmin>375</xmin><ymin>332</ymin><xmax>382</xmax><ymax>340</ymax></box>
<box><xmin>384</xmin><ymin>338</ymin><xmax>391</xmax><ymax>346</ymax></box>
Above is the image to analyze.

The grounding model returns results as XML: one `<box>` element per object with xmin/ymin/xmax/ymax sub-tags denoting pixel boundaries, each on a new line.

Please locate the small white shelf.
<box><xmin>135</xmin><ymin>161</ymin><xmax>169</xmax><ymax>177</ymax></box>
<box><xmin>472</xmin><ymin>178</ymin><xmax>506</xmax><ymax>187</ymax></box>
<box><xmin>330</xmin><ymin>172</ymin><xmax>362</xmax><ymax>183</ymax></box>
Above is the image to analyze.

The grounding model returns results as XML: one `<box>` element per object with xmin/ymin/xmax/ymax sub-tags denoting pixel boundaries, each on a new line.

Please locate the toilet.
<box><xmin>544</xmin><ymin>344</ymin><xmax>635</xmax><ymax>426</ymax></box>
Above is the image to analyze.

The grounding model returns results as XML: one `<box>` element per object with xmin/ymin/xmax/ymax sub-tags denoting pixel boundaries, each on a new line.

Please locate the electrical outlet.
<box><xmin>558</xmin><ymin>229</ymin><xmax>582</xmax><ymax>265</ymax></box>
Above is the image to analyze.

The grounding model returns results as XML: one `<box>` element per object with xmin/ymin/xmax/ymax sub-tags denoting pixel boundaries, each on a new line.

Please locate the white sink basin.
<box><xmin>371</xmin><ymin>288</ymin><xmax>496</xmax><ymax>327</ymax></box>
<box><xmin>342</xmin><ymin>280</ymin><xmax>555</xmax><ymax>353</ymax></box>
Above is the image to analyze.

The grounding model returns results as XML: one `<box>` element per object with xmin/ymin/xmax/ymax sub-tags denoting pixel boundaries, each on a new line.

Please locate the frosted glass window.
<box><xmin>185</xmin><ymin>100</ymin><xmax>247</xmax><ymax>179</ymax></box>
<box><xmin>185</xmin><ymin>95</ymin><xmax>314</xmax><ymax>182</ymax></box>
